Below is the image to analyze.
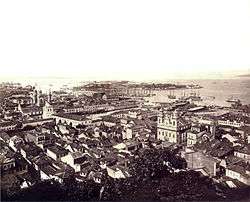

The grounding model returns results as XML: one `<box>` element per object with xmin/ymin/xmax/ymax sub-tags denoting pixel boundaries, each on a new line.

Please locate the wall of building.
<box><xmin>157</xmin><ymin>128</ymin><xmax>178</xmax><ymax>143</ymax></box>
<box><xmin>185</xmin><ymin>151</ymin><xmax>217</xmax><ymax>176</ymax></box>
<box><xmin>226</xmin><ymin>169</ymin><xmax>250</xmax><ymax>185</ymax></box>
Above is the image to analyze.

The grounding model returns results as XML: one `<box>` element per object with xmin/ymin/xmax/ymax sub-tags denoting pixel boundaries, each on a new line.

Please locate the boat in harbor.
<box><xmin>187</xmin><ymin>92</ymin><xmax>203</xmax><ymax>102</ymax></box>
<box><xmin>167</xmin><ymin>90</ymin><xmax>176</xmax><ymax>99</ymax></box>
<box><xmin>186</xmin><ymin>84</ymin><xmax>202</xmax><ymax>89</ymax></box>
<box><xmin>205</xmin><ymin>96</ymin><xmax>215</xmax><ymax>101</ymax></box>
<box><xmin>226</xmin><ymin>97</ymin><xmax>241</xmax><ymax>103</ymax></box>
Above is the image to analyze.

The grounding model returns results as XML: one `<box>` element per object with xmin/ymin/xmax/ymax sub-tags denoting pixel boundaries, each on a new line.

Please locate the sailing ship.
<box><xmin>186</xmin><ymin>84</ymin><xmax>202</xmax><ymax>89</ymax></box>
<box><xmin>226</xmin><ymin>96</ymin><xmax>241</xmax><ymax>103</ymax></box>
<box><xmin>167</xmin><ymin>90</ymin><xmax>176</xmax><ymax>99</ymax></box>
<box><xmin>187</xmin><ymin>91</ymin><xmax>203</xmax><ymax>102</ymax></box>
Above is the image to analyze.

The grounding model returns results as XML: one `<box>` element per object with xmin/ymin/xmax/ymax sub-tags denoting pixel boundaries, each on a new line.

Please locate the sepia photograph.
<box><xmin>0</xmin><ymin>0</ymin><xmax>250</xmax><ymax>201</ymax></box>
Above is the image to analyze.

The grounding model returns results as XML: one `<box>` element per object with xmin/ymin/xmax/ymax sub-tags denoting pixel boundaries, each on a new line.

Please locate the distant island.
<box><xmin>237</xmin><ymin>74</ymin><xmax>250</xmax><ymax>78</ymax></box>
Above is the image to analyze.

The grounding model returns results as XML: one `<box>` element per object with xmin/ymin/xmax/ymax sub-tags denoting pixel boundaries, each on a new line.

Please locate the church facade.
<box><xmin>157</xmin><ymin>109</ymin><xmax>191</xmax><ymax>144</ymax></box>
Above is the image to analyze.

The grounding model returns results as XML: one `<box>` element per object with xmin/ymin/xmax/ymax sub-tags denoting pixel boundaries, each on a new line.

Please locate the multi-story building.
<box><xmin>18</xmin><ymin>103</ymin><xmax>43</xmax><ymax>119</ymax></box>
<box><xmin>183</xmin><ymin>149</ymin><xmax>219</xmax><ymax>177</ymax></box>
<box><xmin>0</xmin><ymin>121</ymin><xmax>17</xmax><ymax>132</ymax></box>
<box><xmin>186</xmin><ymin>124</ymin><xmax>211</xmax><ymax>147</ymax></box>
<box><xmin>217</xmin><ymin>113</ymin><xmax>249</xmax><ymax>128</ymax></box>
<box><xmin>25</xmin><ymin>131</ymin><xmax>53</xmax><ymax>149</ymax></box>
<box><xmin>157</xmin><ymin>109</ymin><xmax>191</xmax><ymax>144</ymax></box>
<box><xmin>234</xmin><ymin>145</ymin><xmax>250</xmax><ymax>163</ymax></box>
<box><xmin>52</xmin><ymin>113</ymin><xmax>92</xmax><ymax>127</ymax></box>
<box><xmin>226</xmin><ymin>161</ymin><xmax>250</xmax><ymax>185</ymax></box>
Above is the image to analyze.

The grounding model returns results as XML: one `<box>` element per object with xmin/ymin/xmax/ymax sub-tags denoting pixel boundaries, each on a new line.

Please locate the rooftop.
<box><xmin>54</xmin><ymin>113</ymin><xmax>89</xmax><ymax>121</ymax></box>
<box><xmin>47</xmin><ymin>145</ymin><xmax>69</xmax><ymax>156</ymax></box>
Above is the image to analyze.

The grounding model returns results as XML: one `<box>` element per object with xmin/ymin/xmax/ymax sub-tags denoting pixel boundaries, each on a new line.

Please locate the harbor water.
<box><xmin>2</xmin><ymin>77</ymin><xmax>249</xmax><ymax>107</ymax></box>
<box><xmin>146</xmin><ymin>79</ymin><xmax>250</xmax><ymax>107</ymax></box>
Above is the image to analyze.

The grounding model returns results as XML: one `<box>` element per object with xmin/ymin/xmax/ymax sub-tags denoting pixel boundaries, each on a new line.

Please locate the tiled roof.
<box><xmin>227</xmin><ymin>161</ymin><xmax>250</xmax><ymax>178</ymax></box>
<box><xmin>47</xmin><ymin>145</ymin><xmax>69</xmax><ymax>156</ymax></box>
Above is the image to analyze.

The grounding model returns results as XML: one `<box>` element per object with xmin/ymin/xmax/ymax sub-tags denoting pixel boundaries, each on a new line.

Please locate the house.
<box><xmin>61</xmin><ymin>151</ymin><xmax>88</xmax><ymax>172</ymax></box>
<box><xmin>32</xmin><ymin>154</ymin><xmax>54</xmax><ymax>171</ymax></box>
<box><xmin>124</xmin><ymin>140</ymin><xmax>143</xmax><ymax>151</ymax></box>
<box><xmin>0</xmin><ymin>142</ymin><xmax>16</xmax><ymax>174</ymax></box>
<box><xmin>61</xmin><ymin>103</ymin><xmax>111</xmax><ymax>114</ymax></box>
<box><xmin>0</xmin><ymin>121</ymin><xmax>18</xmax><ymax>132</ymax></box>
<box><xmin>234</xmin><ymin>144</ymin><xmax>250</xmax><ymax>163</ymax></box>
<box><xmin>46</xmin><ymin>145</ymin><xmax>69</xmax><ymax>161</ymax></box>
<box><xmin>22</xmin><ymin>118</ymin><xmax>55</xmax><ymax>129</ymax></box>
<box><xmin>217</xmin><ymin>113</ymin><xmax>248</xmax><ymax>128</ymax></box>
<box><xmin>9</xmin><ymin>135</ymin><xmax>24</xmax><ymax>152</ymax></box>
<box><xmin>64</xmin><ymin>142</ymin><xmax>85</xmax><ymax>153</ymax></box>
<box><xmin>113</xmin><ymin>143</ymin><xmax>126</xmax><ymax>150</ymax></box>
<box><xmin>76</xmin><ymin>165</ymin><xmax>94</xmax><ymax>181</ymax></box>
<box><xmin>194</xmin><ymin>138</ymin><xmax>234</xmax><ymax>159</ymax></box>
<box><xmin>93</xmin><ymin>92</ymin><xmax>107</xmax><ymax>101</ymax></box>
<box><xmin>235</xmin><ymin>126</ymin><xmax>250</xmax><ymax>143</ymax></box>
<box><xmin>101</xmin><ymin>116</ymin><xmax>119</xmax><ymax>127</ymax></box>
<box><xmin>183</xmin><ymin>148</ymin><xmax>220</xmax><ymax>177</ymax></box>
<box><xmin>8</xmin><ymin>94</ymin><xmax>33</xmax><ymax>105</ymax></box>
<box><xmin>99</xmin><ymin>155</ymin><xmax>117</xmax><ymax>169</ymax></box>
<box><xmin>42</xmin><ymin>101</ymin><xmax>55</xmax><ymax>119</ymax></box>
<box><xmin>25</xmin><ymin>131</ymin><xmax>53</xmax><ymax>149</ymax></box>
<box><xmin>88</xmin><ymin>171</ymin><xmax>103</xmax><ymax>183</ymax></box>
<box><xmin>4</xmin><ymin>111</ymin><xmax>22</xmax><ymax>120</ymax></box>
<box><xmin>226</xmin><ymin>161</ymin><xmax>250</xmax><ymax>185</ymax></box>
<box><xmin>52</xmin><ymin>113</ymin><xmax>92</xmax><ymax>127</ymax></box>
<box><xmin>56</xmin><ymin>124</ymin><xmax>70</xmax><ymax>135</ymax></box>
<box><xmin>40</xmin><ymin>161</ymin><xmax>74</xmax><ymax>183</ymax></box>
<box><xmin>18</xmin><ymin>104</ymin><xmax>43</xmax><ymax>119</ymax></box>
<box><xmin>222</xmin><ymin>134</ymin><xmax>241</xmax><ymax>146</ymax></box>
<box><xmin>127</xmin><ymin>110</ymin><xmax>143</xmax><ymax>119</ymax></box>
<box><xmin>122</xmin><ymin>124</ymin><xmax>144</xmax><ymax>140</ymax></box>
<box><xmin>86</xmin><ymin>148</ymin><xmax>103</xmax><ymax>159</ymax></box>
<box><xmin>220</xmin><ymin>155</ymin><xmax>243</xmax><ymax>171</ymax></box>
<box><xmin>106</xmin><ymin>165</ymin><xmax>130</xmax><ymax>179</ymax></box>
<box><xmin>20</xmin><ymin>142</ymin><xmax>42</xmax><ymax>163</ymax></box>
<box><xmin>0</xmin><ymin>132</ymin><xmax>11</xmax><ymax>143</ymax></box>
<box><xmin>186</xmin><ymin>124</ymin><xmax>211</xmax><ymax>147</ymax></box>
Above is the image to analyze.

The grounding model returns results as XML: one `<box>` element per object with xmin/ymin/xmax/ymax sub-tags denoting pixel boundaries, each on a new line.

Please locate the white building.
<box><xmin>226</xmin><ymin>163</ymin><xmax>250</xmax><ymax>185</ymax></box>
<box><xmin>61</xmin><ymin>151</ymin><xmax>88</xmax><ymax>172</ymax></box>
<box><xmin>157</xmin><ymin>109</ymin><xmax>191</xmax><ymax>144</ymax></box>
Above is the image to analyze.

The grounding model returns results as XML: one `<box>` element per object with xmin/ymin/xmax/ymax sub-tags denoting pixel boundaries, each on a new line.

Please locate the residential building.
<box><xmin>52</xmin><ymin>113</ymin><xmax>92</xmax><ymax>127</ymax></box>
<box><xmin>0</xmin><ymin>121</ymin><xmax>17</xmax><ymax>132</ymax></box>
<box><xmin>46</xmin><ymin>145</ymin><xmax>69</xmax><ymax>161</ymax></box>
<box><xmin>226</xmin><ymin>161</ymin><xmax>250</xmax><ymax>185</ymax></box>
<box><xmin>183</xmin><ymin>148</ymin><xmax>219</xmax><ymax>177</ymax></box>
<box><xmin>234</xmin><ymin>145</ymin><xmax>250</xmax><ymax>163</ymax></box>
<box><xmin>61</xmin><ymin>151</ymin><xmax>89</xmax><ymax>172</ymax></box>
<box><xmin>186</xmin><ymin>124</ymin><xmax>211</xmax><ymax>147</ymax></box>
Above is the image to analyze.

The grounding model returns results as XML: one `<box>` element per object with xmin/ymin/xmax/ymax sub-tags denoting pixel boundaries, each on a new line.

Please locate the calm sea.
<box><xmin>147</xmin><ymin>79</ymin><xmax>250</xmax><ymax>107</ymax></box>
<box><xmin>1</xmin><ymin>77</ymin><xmax>249</xmax><ymax>107</ymax></box>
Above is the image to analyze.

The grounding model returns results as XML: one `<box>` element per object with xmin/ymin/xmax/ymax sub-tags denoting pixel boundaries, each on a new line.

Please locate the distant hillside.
<box><xmin>237</xmin><ymin>74</ymin><xmax>250</xmax><ymax>78</ymax></box>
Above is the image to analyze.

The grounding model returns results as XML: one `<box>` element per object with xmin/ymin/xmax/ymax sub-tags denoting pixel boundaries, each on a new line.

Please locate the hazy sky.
<box><xmin>0</xmin><ymin>0</ymin><xmax>250</xmax><ymax>81</ymax></box>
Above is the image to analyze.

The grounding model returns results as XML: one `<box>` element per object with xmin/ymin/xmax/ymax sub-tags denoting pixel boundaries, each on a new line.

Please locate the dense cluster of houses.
<box><xmin>0</xmin><ymin>83</ymin><xmax>250</xmax><ymax>192</ymax></box>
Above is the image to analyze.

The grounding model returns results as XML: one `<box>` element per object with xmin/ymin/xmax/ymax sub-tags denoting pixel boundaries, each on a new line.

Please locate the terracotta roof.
<box><xmin>227</xmin><ymin>161</ymin><xmax>250</xmax><ymax>178</ymax></box>
<box><xmin>47</xmin><ymin>145</ymin><xmax>69</xmax><ymax>156</ymax></box>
